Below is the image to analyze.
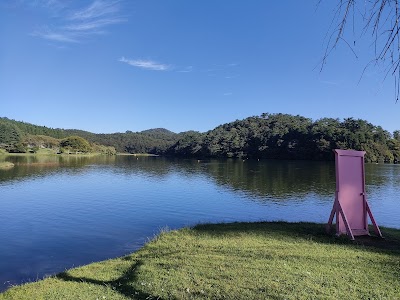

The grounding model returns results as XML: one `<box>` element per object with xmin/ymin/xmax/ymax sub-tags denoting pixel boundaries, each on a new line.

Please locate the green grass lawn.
<box><xmin>1</xmin><ymin>222</ymin><xmax>399</xmax><ymax>300</ymax></box>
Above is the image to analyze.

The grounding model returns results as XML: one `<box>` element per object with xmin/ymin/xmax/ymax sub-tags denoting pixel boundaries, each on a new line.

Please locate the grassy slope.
<box><xmin>1</xmin><ymin>222</ymin><xmax>400</xmax><ymax>300</ymax></box>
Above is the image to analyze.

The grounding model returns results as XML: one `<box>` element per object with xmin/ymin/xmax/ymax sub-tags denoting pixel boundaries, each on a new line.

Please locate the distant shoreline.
<box><xmin>0</xmin><ymin>152</ymin><xmax>158</xmax><ymax>157</ymax></box>
<box><xmin>116</xmin><ymin>153</ymin><xmax>159</xmax><ymax>156</ymax></box>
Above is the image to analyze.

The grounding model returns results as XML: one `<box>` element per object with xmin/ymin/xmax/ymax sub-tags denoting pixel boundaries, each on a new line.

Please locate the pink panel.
<box><xmin>335</xmin><ymin>150</ymin><xmax>367</xmax><ymax>235</ymax></box>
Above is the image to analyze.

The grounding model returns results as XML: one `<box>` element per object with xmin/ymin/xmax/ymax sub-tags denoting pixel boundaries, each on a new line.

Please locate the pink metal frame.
<box><xmin>327</xmin><ymin>149</ymin><xmax>382</xmax><ymax>240</ymax></box>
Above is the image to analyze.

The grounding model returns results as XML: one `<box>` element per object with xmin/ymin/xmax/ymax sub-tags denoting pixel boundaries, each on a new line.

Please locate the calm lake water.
<box><xmin>0</xmin><ymin>155</ymin><xmax>399</xmax><ymax>292</ymax></box>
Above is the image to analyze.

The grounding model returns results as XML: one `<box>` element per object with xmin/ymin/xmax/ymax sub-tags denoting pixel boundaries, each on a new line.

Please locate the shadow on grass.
<box><xmin>191</xmin><ymin>221</ymin><xmax>400</xmax><ymax>255</ymax></box>
<box><xmin>56</xmin><ymin>260</ymin><xmax>169</xmax><ymax>300</ymax></box>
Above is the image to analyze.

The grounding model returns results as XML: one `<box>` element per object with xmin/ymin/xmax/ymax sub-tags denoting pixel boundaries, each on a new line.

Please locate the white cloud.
<box><xmin>64</xmin><ymin>18</ymin><xmax>124</xmax><ymax>31</ymax></box>
<box><xmin>177</xmin><ymin>66</ymin><xmax>193</xmax><ymax>73</ymax></box>
<box><xmin>119</xmin><ymin>57</ymin><xmax>171</xmax><ymax>71</ymax></box>
<box><xmin>225</xmin><ymin>75</ymin><xmax>239</xmax><ymax>79</ymax></box>
<box><xmin>31</xmin><ymin>28</ymin><xmax>78</xmax><ymax>43</ymax></box>
<box><xmin>30</xmin><ymin>0</ymin><xmax>125</xmax><ymax>43</ymax></box>
<box><xmin>18</xmin><ymin>0</ymin><xmax>66</xmax><ymax>10</ymax></box>
<box><xmin>69</xmin><ymin>0</ymin><xmax>121</xmax><ymax>21</ymax></box>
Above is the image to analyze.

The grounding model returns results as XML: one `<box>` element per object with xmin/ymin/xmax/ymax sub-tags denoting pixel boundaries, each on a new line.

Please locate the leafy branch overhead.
<box><xmin>323</xmin><ymin>0</ymin><xmax>400</xmax><ymax>100</ymax></box>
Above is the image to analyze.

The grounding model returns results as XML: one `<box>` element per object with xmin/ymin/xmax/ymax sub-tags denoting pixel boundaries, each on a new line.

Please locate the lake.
<box><xmin>0</xmin><ymin>155</ymin><xmax>399</xmax><ymax>292</ymax></box>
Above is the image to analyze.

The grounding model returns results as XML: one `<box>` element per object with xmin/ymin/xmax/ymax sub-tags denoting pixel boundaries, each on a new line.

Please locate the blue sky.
<box><xmin>0</xmin><ymin>0</ymin><xmax>398</xmax><ymax>134</ymax></box>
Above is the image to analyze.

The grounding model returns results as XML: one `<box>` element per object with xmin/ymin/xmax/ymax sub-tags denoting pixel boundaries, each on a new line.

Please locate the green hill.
<box><xmin>166</xmin><ymin>113</ymin><xmax>400</xmax><ymax>162</ymax></box>
<box><xmin>1</xmin><ymin>114</ymin><xmax>400</xmax><ymax>161</ymax></box>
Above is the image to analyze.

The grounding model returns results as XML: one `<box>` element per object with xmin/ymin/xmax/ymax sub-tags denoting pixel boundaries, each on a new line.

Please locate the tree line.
<box><xmin>167</xmin><ymin>113</ymin><xmax>400</xmax><ymax>163</ymax></box>
<box><xmin>0</xmin><ymin>118</ymin><xmax>116</xmax><ymax>155</ymax></box>
<box><xmin>0</xmin><ymin>118</ymin><xmax>177</xmax><ymax>154</ymax></box>
<box><xmin>1</xmin><ymin>114</ymin><xmax>399</xmax><ymax>162</ymax></box>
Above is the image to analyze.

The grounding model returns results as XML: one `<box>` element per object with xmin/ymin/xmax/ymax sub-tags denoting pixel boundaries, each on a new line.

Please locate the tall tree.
<box><xmin>60</xmin><ymin>136</ymin><xmax>93</xmax><ymax>153</ymax></box>
<box><xmin>0</xmin><ymin>121</ymin><xmax>23</xmax><ymax>145</ymax></box>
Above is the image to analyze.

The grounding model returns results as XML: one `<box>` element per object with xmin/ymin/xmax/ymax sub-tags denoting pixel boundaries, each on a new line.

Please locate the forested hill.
<box><xmin>1</xmin><ymin>113</ymin><xmax>400</xmax><ymax>162</ymax></box>
<box><xmin>63</xmin><ymin>128</ymin><xmax>178</xmax><ymax>153</ymax></box>
<box><xmin>166</xmin><ymin>113</ymin><xmax>400</xmax><ymax>163</ymax></box>
<box><xmin>0</xmin><ymin>117</ymin><xmax>179</xmax><ymax>154</ymax></box>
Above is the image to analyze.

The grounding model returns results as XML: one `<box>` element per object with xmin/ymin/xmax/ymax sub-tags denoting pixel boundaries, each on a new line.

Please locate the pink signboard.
<box><xmin>327</xmin><ymin>149</ymin><xmax>382</xmax><ymax>240</ymax></box>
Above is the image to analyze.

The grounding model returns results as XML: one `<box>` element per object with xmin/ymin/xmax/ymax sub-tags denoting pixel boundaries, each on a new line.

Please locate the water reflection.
<box><xmin>201</xmin><ymin>159</ymin><xmax>336</xmax><ymax>200</ymax></box>
<box><xmin>0</xmin><ymin>155</ymin><xmax>399</xmax><ymax>292</ymax></box>
<box><xmin>0</xmin><ymin>155</ymin><xmax>396</xmax><ymax>201</ymax></box>
<box><xmin>0</xmin><ymin>155</ymin><xmax>115</xmax><ymax>185</ymax></box>
<box><xmin>106</xmin><ymin>157</ymin><xmax>338</xmax><ymax>202</ymax></box>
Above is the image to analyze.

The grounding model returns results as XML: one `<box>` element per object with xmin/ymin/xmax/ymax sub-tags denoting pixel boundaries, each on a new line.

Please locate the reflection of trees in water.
<box><xmin>113</xmin><ymin>156</ymin><xmax>174</xmax><ymax>178</ymax></box>
<box><xmin>3</xmin><ymin>154</ymin><xmax>116</xmax><ymax>166</ymax></box>
<box><xmin>1</xmin><ymin>156</ymin><xmax>396</xmax><ymax>203</ymax></box>
<box><xmin>113</xmin><ymin>157</ymin><xmax>338</xmax><ymax>201</ymax></box>
<box><xmin>365</xmin><ymin>164</ymin><xmax>400</xmax><ymax>185</ymax></box>
<box><xmin>111</xmin><ymin>156</ymin><xmax>207</xmax><ymax>179</ymax></box>
<box><xmin>161</xmin><ymin>159</ymin><xmax>399</xmax><ymax>202</ymax></box>
<box><xmin>365</xmin><ymin>163</ymin><xmax>400</xmax><ymax>195</ymax></box>
<box><xmin>201</xmin><ymin>159</ymin><xmax>336</xmax><ymax>201</ymax></box>
<box><xmin>0</xmin><ymin>155</ymin><xmax>117</xmax><ymax>184</ymax></box>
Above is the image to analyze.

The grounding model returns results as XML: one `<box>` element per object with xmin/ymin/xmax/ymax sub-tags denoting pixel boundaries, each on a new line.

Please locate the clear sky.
<box><xmin>1</xmin><ymin>1</ymin><xmax>398</xmax><ymax>134</ymax></box>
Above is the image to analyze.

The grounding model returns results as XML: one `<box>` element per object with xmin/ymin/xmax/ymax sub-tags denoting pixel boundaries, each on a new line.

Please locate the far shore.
<box><xmin>115</xmin><ymin>153</ymin><xmax>159</xmax><ymax>156</ymax></box>
<box><xmin>0</xmin><ymin>151</ymin><xmax>158</xmax><ymax>157</ymax></box>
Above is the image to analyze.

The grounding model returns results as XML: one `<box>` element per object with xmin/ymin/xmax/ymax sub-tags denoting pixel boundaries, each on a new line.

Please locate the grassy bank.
<box><xmin>1</xmin><ymin>222</ymin><xmax>399</xmax><ymax>299</ymax></box>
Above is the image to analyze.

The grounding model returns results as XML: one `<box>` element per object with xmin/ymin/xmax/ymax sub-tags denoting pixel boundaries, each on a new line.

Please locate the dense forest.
<box><xmin>0</xmin><ymin>117</ymin><xmax>178</xmax><ymax>155</ymax></box>
<box><xmin>0</xmin><ymin>118</ymin><xmax>117</xmax><ymax>155</ymax></box>
<box><xmin>168</xmin><ymin>113</ymin><xmax>400</xmax><ymax>163</ymax></box>
<box><xmin>1</xmin><ymin>113</ymin><xmax>399</xmax><ymax>162</ymax></box>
